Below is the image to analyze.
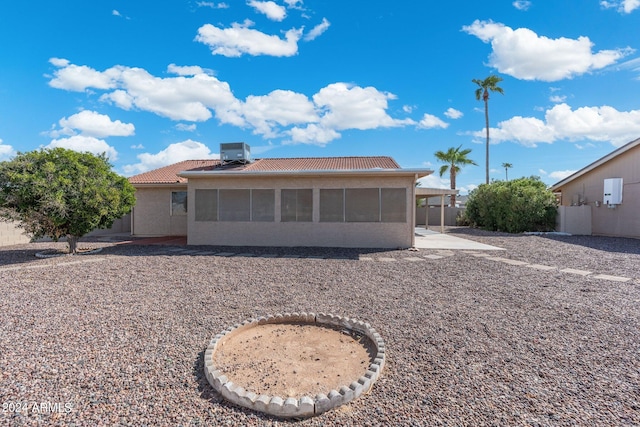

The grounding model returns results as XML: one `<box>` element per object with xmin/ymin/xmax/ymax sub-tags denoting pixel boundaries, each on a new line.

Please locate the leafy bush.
<box><xmin>464</xmin><ymin>176</ymin><xmax>557</xmax><ymax>233</ymax></box>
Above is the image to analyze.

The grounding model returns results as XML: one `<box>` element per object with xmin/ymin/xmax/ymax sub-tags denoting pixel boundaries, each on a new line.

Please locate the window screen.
<box><xmin>171</xmin><ymin>191</ymin><xmax>187</xmax><ymax>216</ymax></box>
<box><xmin>195</xmin><ymin>189</ymin><xmax>217</xmax><ymax>221</ymax></box>
<box><xmin>281</xmin><ymin>189</ymin><xmax>312</xmax><ymax>222</ymax></box>
<box><xmin>345</xmin><ymin>188</ymin><xmax>380</xmax><ymax>222</ymax></box>
<box><xmin>320</xmin><ymin>189</ymin><xmax>344</xmax><ymax>222</ymax></box>
<box><xmin>381</xmin><ymin>188</ymin><xmax>406</xmax><ymax>222</ymax></box>
<box><xmin>219</xmin><ymin>189</ymin><xmax>250</xmax><ymax>221</ymax></box>
<box><xmin>251</xmin><ymin>189</ymin><xmax>275</xmax><ymax>222</ymax></box>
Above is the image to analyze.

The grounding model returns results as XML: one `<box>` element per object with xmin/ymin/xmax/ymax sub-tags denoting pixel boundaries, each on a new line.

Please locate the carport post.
<box><xmin>440</xmin><ymin>195</ymin><xmax>445</xmax><ymax>233</ymax></box>
<box><xmin>425</xmin><ymin>200</ymin><xmax>429</xmax><ymax>230</ymax></box>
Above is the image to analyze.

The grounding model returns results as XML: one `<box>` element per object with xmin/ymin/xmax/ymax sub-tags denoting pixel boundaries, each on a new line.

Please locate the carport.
<box><xmin>415</xmin><ymin>188</ymin><xmax>459</xmax><ymax>233</ymax></box>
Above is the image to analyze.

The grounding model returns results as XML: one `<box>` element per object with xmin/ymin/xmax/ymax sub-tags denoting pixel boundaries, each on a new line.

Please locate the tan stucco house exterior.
<box><xmin>129</xmin><ymin>156</ymin><xmax>431</xmax><ymax>248</ymax></box>
<box><xmin>550</xmin><ymin>137</ymin><xmax>640</xmax><ymax>238</ymax></box>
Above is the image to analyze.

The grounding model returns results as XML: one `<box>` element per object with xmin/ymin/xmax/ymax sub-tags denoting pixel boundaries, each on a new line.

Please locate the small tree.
<box><xmin>434</xmin><ymin>145</ymin><xmax>477</xmax><ymax>207</ymax></box>
<box><xmin>502</xmin><ymin>162</ymin><xmax>513</xmax><ymax>181</ymax></box>
<box><xmin>0</xmin><ymin>148</ymin><xmax>135</xmax><ymax>253</ymax></box>
<box><xmin>464</xmin><ymin>176</ymin><xmax>557</xmax><ymax>233</ymax></box>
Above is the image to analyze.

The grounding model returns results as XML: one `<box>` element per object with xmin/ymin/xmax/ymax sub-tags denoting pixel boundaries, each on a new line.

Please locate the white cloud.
<box><xmin>462</xmin><ymin>20</ymin><xmax>632</xmax><ymax>81</ymax></box>
<box><xmin>48</xmin><ymin>61</ymin><xmax>242</xmax><ymax>122</ymax></box>
<box><xmin>107</xmin><ymin>66</ymin><xmax>238</xmax><ymax>122</ymax></box>
<box><xmin>51</xmin><ymin>110</ymin><xmax>135</xmax><ymax>138</ymax></box>
<box><xmin>304</xmin><ymin>18</ymin><xmax>330</xmax><ymax>41</ymax></box>
<box><xmin>284</xmin><ymin>0</ymin><xmax>303</xmax><ymax>8</ymax></box>
<box><xmin>417</xmin><ymin>174</ymin><xmax>449</xmax><ymax>190</ymax></box>
<box><xmin>112</xmin><ymin>9</ymin><xmax>130</xmax><ymax>19</ymax></box>
<box><xmin>248</xmin><ymin>1</ymin><xmax>287</xmax><ymax>21</ymax></box>
<box><xmin>287</xmin><ymin>124</ymin><xmax>341</xmax><ymax>145</ymax></box>
<box><xmin>130</xmin><ymin>144</ymin><xmax>145</xmax><ymax>149</ymax></box>
<box><xmin>285</xmin><ymin>83</ymin><xmax>416</xmax><ymax>144</ymax></box>
<box><xmin>48</xmin><ymin>58</ymin><xmax>118</xmax><ymax>91</ymax></box>
<box><xmin>615</xmin><ymin>57</ymin><xmax>640</xmax><ymax>79</ymax></box>
<box><xmin>313</xmin><ymin>83</ymin><xmax>414</xmax><ymax>131</ymax></box>
<box><xmin>601</xmin><ymin>0</ymin><xmax>640</xmax><ymax>13</ymax></box>
<box><xmin>482</xmin><ymin>116</ymin><xmax>556</xmax><ymax>147</ymax></box>
<box><xmin>175</xmin><ymin>123</ymin><xmax>197</xmax><ymax>132</ymax></box>
<box><xmin>444</xmin><ymin>108</ymin><xmax>463</xmax><ymax>119</ymax></box>
<box><xmin>574</xmin><ymin>142</ymin><xmax>596</xmax><ymax>149</ymax></box>
<box><xmin>46</xmin><ymin>135</ymin><xmax>118</xmax><ymax>161</ymax></box>
<box><xmin>549</xmin><ymin>170</ymin><xmax>576</xmax><ymax>180</ymax></box>
<box><xmin>418</xmin><ymin>113</ymin><xmax>448</xmax><ymax>129</ymax></box>
<box><xmin>545</xmin><ymin>104</ymin><xmax>640</xmax><ymax>145</ymax></box>
<box><xmin>48</xmin><ymin>60</ymin><xmax>415</xmax><ymax>147</ymax></box>
<box><xmin>473</xmin><ymin>103</ymin><xmax>640</xmax><ymax>147</ymax></box>
<box><xmin>403</xmin><ymin>105</ymin><xmax>414</xmax><ymax>113</ymax></box>
<box><xmin>549</xmin><ymin>95</ymin><xmax>566</xmax><ymax>103</ymax></box>
<box><xmin>623</xmin><ymin>0</ymin><xmax>640</xmax><ymax>13</ymax></box>
<box><xmin>195</xmin><ymin>20</ymin><xmax>302</xmax><ymax>57</ymax></box>
<box><xmin>242</xmin><ymin>89</ymin><xmax>318</xmax><ymax>137</ymax></box>
<box><xmin>123</xmin><ymin>140</ymin><xmax>218</xmax><ymax>174</ymax></box>
<box><xmin>513</xmin><ymin>1</ymin><xmax>532</xmax><ymax>10</ymax></box>
<box><xmin>197</xmin><ymin>2</ymin><xmax>229</xmax><ymax>9</ymax></box>
<box><xmin>0</xmin><ymin>139</ymin><xmax>16</xmax><ymax>160</ymax></box>
<box><xmin>167</xmin><ymin>64</ymin><xmax>207</xmax><ymax>76</ymax></box>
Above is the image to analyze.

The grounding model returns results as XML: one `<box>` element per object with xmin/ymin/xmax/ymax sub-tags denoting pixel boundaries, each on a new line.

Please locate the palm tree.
<box><xmin>434</xmin><ymin>145</ymin><xmax>477</xmax><ymax>207</ymax></box>
<box><xmin>502</xmin><ymin>162</ymin><xmax>513</xmax><ymax>181</ymax></box>
<box><xmin>473</xmin><ymin>75</ymin><xmax>504</xmax><ymax>184</ymax></box>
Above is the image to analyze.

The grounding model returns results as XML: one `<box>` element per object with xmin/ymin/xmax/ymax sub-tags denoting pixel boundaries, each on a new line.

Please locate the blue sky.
<box><xmin>1</xmin><ymin>1</ymin><xmax>639</xmax><ymax>193</ymax></box>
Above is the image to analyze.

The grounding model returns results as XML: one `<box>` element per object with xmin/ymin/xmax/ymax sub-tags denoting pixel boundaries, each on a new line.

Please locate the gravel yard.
<box><xmin>1</xmin><ymin>228</ymin><xmax>639</xmax><ymax>426</ymax></box>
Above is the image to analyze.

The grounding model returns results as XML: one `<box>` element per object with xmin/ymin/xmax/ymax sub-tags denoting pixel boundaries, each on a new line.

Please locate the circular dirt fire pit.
<box><xmin>204</xmin><ymin>313</ymin><xmax>386</xmax><ymax>418</ymax></box>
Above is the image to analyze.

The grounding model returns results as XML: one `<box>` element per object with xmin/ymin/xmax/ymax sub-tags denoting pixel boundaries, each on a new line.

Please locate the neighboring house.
<box><xmin>550</xmin><ymin>137</ymin><xmax>640</xmax><ymax>238</ymax></box>
<box><xmin>128</xmin><ymin>154</ymin><xmax>432</xmax><ymax>248</ymax></box>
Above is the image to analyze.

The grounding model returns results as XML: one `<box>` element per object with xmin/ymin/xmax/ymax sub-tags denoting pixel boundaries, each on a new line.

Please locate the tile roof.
<box><xmin>242</xmin><ymin>156</ymin><xmax>400</xmax><ymax>171</ymax></box>
<box><xmin>128</xmin><ymin>160</ymin><xmax>219</xmax><ymax>184</ymax></box>
<box><xmin>128</xmin><ymin>156</ymin><xmax>401</xmax><ymax>185</ymax></box>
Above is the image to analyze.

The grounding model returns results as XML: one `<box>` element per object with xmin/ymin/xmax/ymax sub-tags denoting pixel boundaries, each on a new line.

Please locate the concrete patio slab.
<box><xmin>414</xmin><ymin>229</ymin><xmax>503</xmax><ymax>251</ymax></box>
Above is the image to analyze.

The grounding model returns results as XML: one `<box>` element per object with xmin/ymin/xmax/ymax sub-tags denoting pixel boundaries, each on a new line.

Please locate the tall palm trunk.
<box><xmin>484</xmin><ymin>92</ymin><xmax>490</xmax><ymax>185</ymax></box>
<box><xmin>473</xmin><ymin>75</ymin><xmax>503</xmax><ymax>185</ymax></box>
<box><xmin>450</xmin><ymin>167</ymin><xmax>457</xmax><ymax>207</ymax></box>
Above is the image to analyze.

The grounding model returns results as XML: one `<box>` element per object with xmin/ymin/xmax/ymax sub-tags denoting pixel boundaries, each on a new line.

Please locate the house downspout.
<box><xmin>130</xmin><ymin>206</ymin><xmax>135</xmax><ymax>236</ymax></box>
<box><xmin>411</xmin><ymin>174</ymin><xmax>417</xmax><ymax>248</ymax></box>
<box><xmin>440</xmin><ymin>195</ymin><xmax>445</xmax><ymax>233</ymax></box>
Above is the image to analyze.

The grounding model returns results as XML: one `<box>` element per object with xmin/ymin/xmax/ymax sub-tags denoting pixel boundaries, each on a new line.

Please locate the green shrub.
<box><xmin>464</xmin><ymin>176</ymin><xmax>557</xmax><ymax>233</ymax></box>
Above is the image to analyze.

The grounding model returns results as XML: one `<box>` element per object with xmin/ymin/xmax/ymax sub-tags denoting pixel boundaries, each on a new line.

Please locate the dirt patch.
<box><xmin>213</xmin><ymin>323</ymin><xmax>376</xmax><ymax>398</ymax></box>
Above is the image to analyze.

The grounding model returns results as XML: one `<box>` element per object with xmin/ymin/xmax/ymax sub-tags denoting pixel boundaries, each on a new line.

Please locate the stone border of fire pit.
<box><xmin>203</xmin><ymin>312</ymin><xmax>386</xmax><ymax>418</ymax></box>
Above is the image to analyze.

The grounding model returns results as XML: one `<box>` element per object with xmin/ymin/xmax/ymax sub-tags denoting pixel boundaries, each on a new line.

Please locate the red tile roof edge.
<box><xmin>128</xmin><ymin>156</ymin><xmax>403</xmax><ymax>185</ymax></box>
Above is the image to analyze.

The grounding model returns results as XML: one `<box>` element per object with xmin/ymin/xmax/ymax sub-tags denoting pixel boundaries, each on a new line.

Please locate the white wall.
<box><xmin>0</xmin><ymin>221</ymin><xmax>31</xmax><ymax>247</ymax></box>
<box><xmin>187</xmin><ymin>175</ymin><xmax>416</xmax><ymax>248</ymax></box>
<box><xmin>557</xmin><ymin>206</ymin><xmax>592</xmax><ymax>235</ymax></box>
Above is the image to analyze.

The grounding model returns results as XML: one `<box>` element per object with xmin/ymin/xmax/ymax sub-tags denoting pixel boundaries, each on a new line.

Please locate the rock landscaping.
<box><xmin>0</xmin><ymin>228</ymin><xmax>638</xmax><ymax>426</ymax></box>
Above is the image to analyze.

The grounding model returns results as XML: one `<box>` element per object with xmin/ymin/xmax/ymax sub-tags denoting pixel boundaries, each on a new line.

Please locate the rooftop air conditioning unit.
<box><xmin>220</xmin><ymin>142</ymin><xmax>251</xmax><ymax>165</ymax></box>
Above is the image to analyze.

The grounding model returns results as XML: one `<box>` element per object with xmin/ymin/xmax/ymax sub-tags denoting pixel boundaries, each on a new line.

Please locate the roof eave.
<box><xmin>178</xmin><ymin>168</ymin><xmax>433</xmax><ymax>179</ymax></box>
<box><xmin>550</xmin><ymin>137</ymin><xmax>640</xmax><ymax>191</ymax></box>
<box><xmin>129</xmin><ymin>182</ymin><xmax>188</xmax><ymax>187</ymax></box>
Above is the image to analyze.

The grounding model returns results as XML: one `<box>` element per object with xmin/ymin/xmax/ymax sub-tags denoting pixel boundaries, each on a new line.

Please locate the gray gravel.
<box><xmin>1</xmin><ymin>228</ymin><xmax>639</xmax><ymax>426</ymax></box>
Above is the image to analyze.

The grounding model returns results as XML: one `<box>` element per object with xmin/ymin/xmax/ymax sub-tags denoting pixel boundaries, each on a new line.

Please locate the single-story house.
<box><xmin>129</xmin><ymin>152</ymin><xmax>432</xmax><ymax>248</ymax></box>
<box><xmin>550</xmin><ymin>137</ymin><xmax>639</xmax><ymax>238</ymax></box>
